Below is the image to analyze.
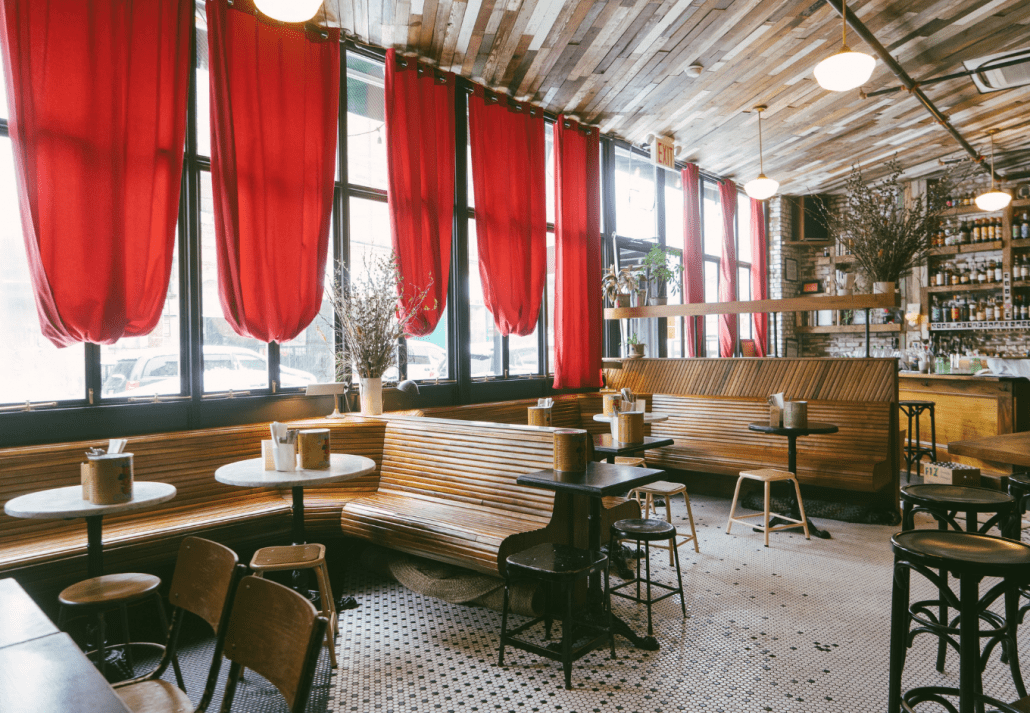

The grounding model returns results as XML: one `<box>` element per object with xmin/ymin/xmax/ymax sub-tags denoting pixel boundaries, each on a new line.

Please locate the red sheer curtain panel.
<box><xmin>0</xmin><ymin>0</ymin><xmax>191</xmax><ymax>347</ymax></box>
<box><xmin>385</xmin><ymin>49</ymin><xmax>455</xmax><ymax>337</ymax></box>
<box><xmin>468</xmin><ymin>88</ymin><xmax>546</xmax><ymax>336</ymax></box>
<box><xmin>207</xmin><ymin>0</ymin><xmax>339</xmax><ymax>343</ymax></box>
<box><xmin>718</xmin><ymin>180</ymin><xmax>738</xmax><ymax>357</ymax></box>
<box><xmin>681</xmin><ymin>164</ymin><xmax>704</xmax><ymax>357</ymax></box>
<box><xmin>553</xmin><ymin>116</ymin><xmax>602</xmax><ymax>389</ymax></box>
<box><xmin>750</xmin><ymin>198</ymin><xmax>768</xmax><ymax>356</ymax></box>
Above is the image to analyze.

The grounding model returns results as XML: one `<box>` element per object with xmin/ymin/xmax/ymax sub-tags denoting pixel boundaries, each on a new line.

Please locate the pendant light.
<box><xmin>254</xmin><ymin>0</ymin><xmax>323</xmax><ymax>23</ymax></box>
<box><xmin>975</xmin><ymin>130</ymin><xmax>1012</xmax><ymax>212</ymax></box>
<box><xmin>744</xmin><ymin>106</ymin><xmax>779</xmax><ymax>201</ymax></box>
<box><xmin>814</xmin><ymin>0</ymin><xmax>875</xmax><ymax>92</ymax></box>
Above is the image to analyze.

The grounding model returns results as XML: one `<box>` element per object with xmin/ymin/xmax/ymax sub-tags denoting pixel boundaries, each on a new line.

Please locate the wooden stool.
<box><xmin>726</xmin><ymin>469</ymin><xmax>810</xmax><ymax>547</ymax></box>
<box><xmin>58</xmin><ymin>573</ymin><xmax>182</xmax><ymax>685</ymax></box>
<box><xmin>629</xmin><ymin>480</ymin><xmax>700</xmax><ymax>565</ymax></box>
<box><xmin>614</xmin><ymin>456</ymin><xmax>646</xmax><ymax>468</ymax></box>
<box><xmin>249</xmin><ymin>543</ymin><xmax>337</xmax><ymax>668</ymax></box>
<box><xmin>499</xmin><ymin>543</ymin><xmax>614</xmax><ymax>690</ymax></box>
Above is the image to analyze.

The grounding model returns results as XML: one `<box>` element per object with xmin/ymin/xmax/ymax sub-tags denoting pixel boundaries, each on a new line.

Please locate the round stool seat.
<box><xmin>1009</xmin><ymin>473</ymin><xmax>1030</xmax><ymax>490</ymax></box>
<box><xmin>892</xmin><ymin>530</ymin><xmax>1030</xmax><ymax>578</ymax></box>
<box><xmin>612</xmin><ymin>518</ymin><xmax>676</xmax><ymax>542</ymax></box>
<box><xmin>251</xmin><ymin>543</ymin><xmax>325</xmax><ymax>571</ymax></box>
<box><xmin>59</xmin><ymin>573</ymin><xmax>161</xmax><ymax>608</ymax></box>
<box><xmin>901</xmin><ymin>483</ymin><xmax>1013</xmax><ymax>510</ymax></box>
<box><xmin>506</xmin><ymin>542</ymin><xmax>607</xmax><ymax>581</ymax></box>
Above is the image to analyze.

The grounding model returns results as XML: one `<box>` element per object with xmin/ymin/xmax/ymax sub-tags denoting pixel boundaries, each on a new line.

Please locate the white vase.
<box><xmin>873</xmin><ymin>281</ymin><xmax>895</xmax><ymax>294</ymax></box>
<box><xmin>359</xmin><ymin>377</ymin><xmax>383</xmax><ymax>416</ymax></box>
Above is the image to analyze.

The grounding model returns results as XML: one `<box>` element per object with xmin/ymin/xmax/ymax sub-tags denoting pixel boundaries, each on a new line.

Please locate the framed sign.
<box><xmin>801</xmin><ymin>280</ymin><xmax>822</xmax><ymax>294</ymax></box>
<box><xmin>784</xmin><ymin>258</ymin><xmax>798</xmax><ymax>282</ymax></box>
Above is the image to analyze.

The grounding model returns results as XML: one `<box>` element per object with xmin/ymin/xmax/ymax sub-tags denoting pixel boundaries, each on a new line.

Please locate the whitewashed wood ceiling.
<box><xmin>324</xmin><ymin>0</ymin><xmax>1030</xmax><ymax>194</ymax></box>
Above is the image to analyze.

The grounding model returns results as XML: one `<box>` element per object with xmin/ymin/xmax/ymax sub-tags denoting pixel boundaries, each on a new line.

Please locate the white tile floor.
<box><xmin>327</xmin><ymin>492</ymin><xmax>1029</xmax><ymax>713</ymax></box>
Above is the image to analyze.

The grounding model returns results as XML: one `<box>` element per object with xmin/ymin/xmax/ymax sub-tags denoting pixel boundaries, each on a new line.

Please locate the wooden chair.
<box><xmin>726</xmin><ymin>469</ymin><xmax>810</xmax><ymax>547</ymax></box>
<box><xmin>114</xmin><ymin>536</ymin><xmax>244</xmax><ymax>713</ymax></box>
<box><xmin>248</xmin><ymin>543</ymin><xmax>337</xmax><ymax>668</ymax></box>
<box><xmin>219</xmin><ymin>576</ymin><xmax>329</xmax><ymax>713</ymax></box>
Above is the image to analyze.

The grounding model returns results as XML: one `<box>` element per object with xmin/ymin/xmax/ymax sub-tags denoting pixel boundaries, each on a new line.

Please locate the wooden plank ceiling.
<box><xmin>323</xmin><ymin>0</ymin><xmax>1030</xmax><ymax>194</ymax></box>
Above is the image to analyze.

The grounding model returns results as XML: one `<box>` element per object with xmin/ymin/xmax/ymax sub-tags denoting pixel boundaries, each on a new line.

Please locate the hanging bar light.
<box><xmin>254</xmin><ymin>0</ymin><xmax>323</xmax><ymax>23</ymax></box>
<box><xmin>744</xmin><ymin>106</ymin><xmax>779</xmax><ymax>201</ymax></box>
<box><xmin>975</xmin><ymin>130</ymin><xmax>1012</xmax><ymax>212</ymax></box>
<box><xmin>814</xmin><ymin>0</ymin><xmax>875</xmax><ymax>92</ymax></box>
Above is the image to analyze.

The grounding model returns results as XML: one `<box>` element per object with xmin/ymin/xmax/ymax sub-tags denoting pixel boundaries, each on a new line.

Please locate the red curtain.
<box><xmin>718</xmin><ymin>180</ymin><xmax>738</xmax><ymax>357</ymax></box>
<box><xmin>468</xmin><ymin>88</ymin><xmax>546</xmax><ymax>336</ymax></box>
<box><xmin>681</xmin><ymin>164</ymin><xmax>704</xmax><ymax>357</ymax></box>
<box><xmin>750</xmin><ymin>198</ymin><xmax>768</xmax><ymax>356</ymax></box>
<box><xmin>385</xmin><ymin>49</ymin><xmax>455</xmax><ymax>337</ymax></box>
<box><xmin>0</xmin><ymin>0</ymin><xmax>190</xmax><ymax>347</ymax></box>
<box><xmin>207</xmin><ymin>0</ymin><xmax>338</xmax><ymax>343</ymax></box>
<box><xmin>553</xmin><ymin>116</ymin><xmax>602</xmax><ymax>389</ymax></box>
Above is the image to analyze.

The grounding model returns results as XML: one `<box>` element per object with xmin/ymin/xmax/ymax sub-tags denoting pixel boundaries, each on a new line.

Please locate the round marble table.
<box><xmin>215</xmin><ymin>453</ymin><xmax>375</xmax><ymax>546</ymax></box>
<box><xmin>593</xmin><ymin>412</ymin><xmax>669</xmax><ymax>439</ymax></box>
<box><xmin>4</xmin><ymin>481</ymin><xmax>177</xmax><ymax>578</ymax></box>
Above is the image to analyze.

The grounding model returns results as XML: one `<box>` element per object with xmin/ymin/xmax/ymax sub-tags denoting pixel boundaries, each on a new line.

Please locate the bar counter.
<box><xmin>899</xmin><ymin>372</ymin><xmax>1029</xmax><ymax>477</ymax></box>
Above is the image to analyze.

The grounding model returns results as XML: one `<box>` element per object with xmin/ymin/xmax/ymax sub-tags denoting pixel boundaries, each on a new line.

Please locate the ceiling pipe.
<box><xmin>865</xmin><ymin>55</ymin><xmax>1030</xmax><ymax>98</ymax></box>
<box><xmin>821</xmin><ymin>0</ymin><xmax>989</xmax><ymax>175</ymax></box>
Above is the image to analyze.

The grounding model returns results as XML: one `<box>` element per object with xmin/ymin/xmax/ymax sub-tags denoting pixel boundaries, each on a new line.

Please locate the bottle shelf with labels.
<box><xmin>930</xmin><ymin>320</ymin><xmax>1030</xmax><ymax>332</ymax></box>
<box><xmin>928</xmin><ymin>240</ymin><xmax>1004</xmax><ymax>257</ymax></box>
<box><xmin>927</xmin><ymin>283</ymin><xmax>1008</xmax><ymax>294</ymax></box>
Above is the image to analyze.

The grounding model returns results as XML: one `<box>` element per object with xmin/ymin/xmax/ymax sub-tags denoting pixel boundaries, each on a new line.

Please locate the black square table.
<box><xmin>518</xmin><ymin>461</ymin><xmax>667</xmax><ymax>649</ymax></box>
<box><xmin>592</xmin><ymin>435</ymin><xmax>675</xmax><ymax>464</ymax></box>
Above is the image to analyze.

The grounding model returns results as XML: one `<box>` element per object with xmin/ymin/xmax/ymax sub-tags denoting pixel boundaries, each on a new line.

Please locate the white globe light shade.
<box><xmin>975</xmin><ymin>190</ymin><xmax>1012</xmax><ymax>212</ymax></box>
<box><xmin>744</xmin><ymin>175</ymin><xmax>779</xmax><ymax>200</ymax></box>
<box><xmin>254</xmin><ymin>0</ymin><xmax>322</xmax><ymax>22</ymax></box>
<box><xmin>814</xmin><ymin>50</ymin><xmax>875</xmax><ymax>91</ymax></box>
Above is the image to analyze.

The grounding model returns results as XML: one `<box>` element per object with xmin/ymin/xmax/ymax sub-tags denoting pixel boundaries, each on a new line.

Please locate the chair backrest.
<box><xmin>169</xmin><ymin>536</ymin><xmax>240</xmax><ymax>634</ymax></box>
<box><xmin>220</xmin><ymin>576</ymin><xmax>328</xmax><ymax>713</ymax></box>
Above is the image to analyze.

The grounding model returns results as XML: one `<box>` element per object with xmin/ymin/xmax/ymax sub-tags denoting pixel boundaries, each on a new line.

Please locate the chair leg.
<box><xmin>635</xmin><ymin>538</ymin><xmax>642</xmax><ymax>601</ymax></box>
<box><xmin>153</xmin><ymin>593</ymin><xmax>184</xmax><ymax>691</ymax></box>
<box><xmin>604</xmin><ymin>564</ymin><xmax>616</xmax><ymax>660</ymax></box>
<box><xmin>314</xmin><ymin>564</ymin><xmax>338</xmax><ymax>669</ymax></box>
<box><xmin>683</xmin><ymin>490</ymin><xmax>700</xmax><ymax>554</ymax></box>
<box><xmin>644</xmin><ymin>540</ymin><xmax>653</xmax><ymax>638</ymax></box>
<box><xmin>96</xmin><ymin>612</ymin><xmax>108</xmax><ymax>678</ymax></box>
<box><xmin>763</xmin><ymin>481</ymin><xmax>771</xmax><ymax>548</ymax></box>
<box><xmin>888</xmin><ymin>560</ymin><xmax>911</xmax><ymax>713</ymax></box>
<box><xmin>726</xmin><ymin>476</ymin><xmax>745</xmax><ymax>534</ymax></box>
<box><xmin>498</xmin><ymin>580</ymin><xmax>510</xmax><ymax>667</ymax></box>
<box><xmin>119</xmin><ymin>604</ymin><xmax>135</xmax><ymax>676</ymax></box>
<box><xmin>929</xmin><ymin>406</ymin><xmax>937</xmax><ymax>462</ymax></box>
<box><xmin>672</xmin><ymin>533</ymin><xmax>687</xmax><ymax>618</ymax></box>
<box><xmin>792</xmin><ymin>478</ymin><xmax>810</xmax><ymax>540</ymax></box>
<box><xmin>563</xmin><ymin>583</ymin><xmax>573</xmax><ymax>690</ymax></box>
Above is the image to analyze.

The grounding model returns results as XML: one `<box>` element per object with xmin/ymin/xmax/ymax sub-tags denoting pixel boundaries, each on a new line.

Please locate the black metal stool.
<box><xmin>58</xmin><ymin>573</ymin><xmax>182</xmax><ymax>685</ymax></box>
<box><xmin>499</xmin><ymin>543</ymin><xmax>614</xmax><ymax>690</ymax></box>
<box><xmin>899</xmin><ymin>400</ymin><xmax>937</xmax><ymax>482</ymax></box>
<box><xmin>889</xmin><ymin>530</ymin><xmax>1030</xmax><ymax>713</ymax></box>
<box><xmin>1008</xmin><ymin>473</ymin><xmax>1030</xmax><ymax>524</ymax></box>
<box><xmin>607</xmin><ymin>518</ymin><xmax>686</xmax><ymax>646</ymax></box>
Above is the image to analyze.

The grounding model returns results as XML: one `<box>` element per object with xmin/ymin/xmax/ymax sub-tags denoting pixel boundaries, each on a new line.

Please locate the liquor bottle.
<box><xmin>930</xmin><ymin>298</ymin><xmax>941</xmax><ymax>323</ymax></box>
<box><xmin>951</xmin><ymin>296</ymin><xmax>960</xmax><ymax>322</ymax></box>
<box><xmin>976</xmin><ymin>299</ymin><xmax>986</xmax><ymax>322</ymax></box>
<box><xmin>973</xmin><ymin>219</ymin><xmax>981</xmax><ymax>243</ymax></box>
<box><xmin>1014</xmin><ymin>215</ymin><xmax>1022</xmax><ymax>240</ymax></box>
<box><xmin>1022</xmin><ymin>212</ymin><xmax>1029</xmax><ymax>239</ymax></box>
<box><xmin>985</xmin><ymin>298</ymin><xmax>994</xmax><ymax>322</ymax></box>
<box><xmin>1022</xmin><ymin>255</ymin><xmax>1029</xmax><ymax>282</ymax></box>
<box><xmin>995</xmin><ymin>259</ymin><xmax>1003</xmax><ymax>283</ymax></box>
<box><xmin>995</xmin><ymin>216</ymin><xmax>1004</xmax><ymax>241</ymax></box>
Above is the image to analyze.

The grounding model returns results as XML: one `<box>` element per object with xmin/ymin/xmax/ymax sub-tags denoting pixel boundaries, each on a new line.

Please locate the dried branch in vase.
<box><xmin>822</xmin><ymin>159</ymin><xmax>952</xmax><ymax>285</ymax></box>
<box><xmin>322</xmin><ymin>253</ymin><xmax>435</xmax><ymax>381</ymax></box>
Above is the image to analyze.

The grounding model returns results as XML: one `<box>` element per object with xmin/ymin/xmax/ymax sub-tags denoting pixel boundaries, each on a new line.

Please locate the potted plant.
<box><xmin>823</xmin><ymin>159</ymin><xmax>951</xmax><ymax>296</ymax></box>
<box><xmin>625</xmin><ymin>333</ymin><xmax>645</xmax><ymax>358</ymax></box>
<box><xmin>641</xmin><ymin>245</ymin><xmax>683</xmax><ymax>305</ymax></box>
<box><xmin>323</xmin><ymin>253</ymin><xmax>434</xmax><ymax>415</ymax></box>
<box><xmin>602</xmin><ymin>264</ymin><xmax>641</xmax><ymax>307</ymax></box>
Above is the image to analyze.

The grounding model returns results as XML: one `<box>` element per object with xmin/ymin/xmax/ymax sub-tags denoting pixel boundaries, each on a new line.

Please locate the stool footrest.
<box><xmin>728</xmin><ymin>513</ymin><xmax>806</xmax><ymax>532</ymax></box>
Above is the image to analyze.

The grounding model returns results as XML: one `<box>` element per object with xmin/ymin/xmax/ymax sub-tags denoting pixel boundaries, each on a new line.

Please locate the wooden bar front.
<box><xmin>899</xmin><ymin>373</ymin><xmax>1030</xmax><ymax>479</ymax></box>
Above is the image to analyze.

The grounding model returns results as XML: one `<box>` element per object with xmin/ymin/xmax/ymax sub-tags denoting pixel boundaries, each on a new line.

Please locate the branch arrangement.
<box><xmin>823</xmin><ymin>160</ymin><xmax>952</xmax><ymax>284</ymax></box>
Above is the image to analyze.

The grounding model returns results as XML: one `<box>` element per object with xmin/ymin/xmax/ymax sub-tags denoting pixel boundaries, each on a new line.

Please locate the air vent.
<box><xmin>963</xmin><ymin>49</ymin><xmax>1030</xmax><ymax>93</ymax></box>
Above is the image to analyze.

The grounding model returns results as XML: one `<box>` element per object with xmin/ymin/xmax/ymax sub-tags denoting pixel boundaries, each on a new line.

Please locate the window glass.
<box><xmin>702</xmin><ymin>181</ymin><xmax>722</xmax><ymax>258</ymax></box>
<box><xmin>546</xmin><ymin>229</ymin><xmax>555</xmax><ymax>373</ymax></box>
<box><xmin>738</xmin><ymin>265</ymin><xmax>753</xmax><ymax>341</ymax></box>
<box><xmin>738</xmin><ymin>193</ymin><xmax>752</xmax><ymax>264</ymax></box>
<box><xmin>200</xmin><ymin>171</ymin><xmax>270</xmax><ymax>392</ymax></box>
<box><xmin>666</xmin><ymin>246</ymin><xmax>684</xmax><ymax>359</ymax></box>
<box><xmin>0</xmin><ymin>140</ymin><xmax>86</xmax><ymax>404</ymax></box>
<box><xmin>664</xmin><ymin>169</ymin><xmax>684</xmax><ymax>252</ymax></box>
<box><xmin>704</xmin><ymin>260</ymin><xmax>719</xmax><ymax>357</ymax></box>
<box><xmin>279</xmin><ymin>248</ymin><xmax>336</xmax><ymax>387</ymax></box>
<box><xmin>614</xmin><ymin>147</ymin><xmax>656</xmax><ymax>240</ymax></box>
<box><xmin>346</xmin><ymin>52</ymin><xmax>386</xmax><ymax>190</ymax></box>
<box><xmin>195</xmin><ymin>4</ymin><xmax>211</xmax><ymax>158</ymax></box>
<box><xmin>468</xmin><ymin>219</ymin><xmax>501</xmax><ymax>377</ymax></box>
<box><xmin>406</xmin><ymin>316</ymin><xmax>448</xmax><ymax>382</ymax></box>
<box><xmin>101</xmin><ymin>233</ymin><xmax>182</xmax><ymax>398</ymax></box>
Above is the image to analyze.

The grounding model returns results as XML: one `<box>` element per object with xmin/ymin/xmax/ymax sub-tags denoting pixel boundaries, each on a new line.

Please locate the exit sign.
<box><xmin>651</xmin><ymin>136</ymin><xmax>675</xmax><ymax>168</ymax></box>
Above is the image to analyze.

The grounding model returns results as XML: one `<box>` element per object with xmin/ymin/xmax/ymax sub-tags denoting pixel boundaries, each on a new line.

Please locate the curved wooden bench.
<box><xmin>339</xmin><ymin>416</ymin><xmax>639</xmax><ymax>575</ymax></box>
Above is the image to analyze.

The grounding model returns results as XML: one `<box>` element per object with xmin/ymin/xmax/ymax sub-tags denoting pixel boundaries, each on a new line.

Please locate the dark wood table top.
<box><xmin>0</xmin><ymin>633</ymin><xmax>131</xmax><ymax>713</ymax></box>
<box><xmin>748</xmin><ymin>422</ymin><xmax>839</xmax><ymax>437</ymax></box>
<box><xmin>948</xmin><ymin>432</ymin><xmax>1030</xmax><ymax>468</ymax></box>
<box><xmin>0</xmin><ymin>578</ymin><xmax>59</xmax><ymax>649</ymax></box>
<box><xmin>518</xmin><ymin>461</ymin><xmax>665</xmax><ymax>496</ymax></box>
<box><xmin>592</xmin><ymin>434</ymin><xmax>675</xmax><ymax>456</ymax></box>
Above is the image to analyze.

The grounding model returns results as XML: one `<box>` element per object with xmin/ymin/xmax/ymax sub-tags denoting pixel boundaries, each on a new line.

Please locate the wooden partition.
<box><xmin>605</xmin><ymin>358</ymin><xmax>900</xmax><ymax>496</ymax></box>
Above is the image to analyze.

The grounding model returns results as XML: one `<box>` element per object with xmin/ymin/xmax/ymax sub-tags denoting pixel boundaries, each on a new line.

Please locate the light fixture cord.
<box><xmin>990</xmin><ymin>133</ymin><xmax>996</xmax><ymax>190</ymax></box>
<box><xmin>842</xmin><ymin>0</ymin><xmax>847</xmax><ymax>48</ymax></box>
<box><xmin>758</xmin><ymin>110</ymin><xmax>764</xmax><ymax>175</ymax></box>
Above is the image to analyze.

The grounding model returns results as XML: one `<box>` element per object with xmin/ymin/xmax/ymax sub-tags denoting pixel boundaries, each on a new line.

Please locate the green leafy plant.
<box><xmin>822</xmin><ymin>159</ymin><xmax>952</xmax><ymax>284</ymax></box>
<box><xmin>626</xmin><ymin>333</ymin><xmax>641</xmax><ymax>346</ymax></box>
<box><xmin>641</xmin><ymin>245</ymin><xmax>683</xmax><ymax>296</ymax></box>
<box><xmin>601</xmin><ymin>264</ymin><xmax>641</xmax><ymax>305</ymax></box>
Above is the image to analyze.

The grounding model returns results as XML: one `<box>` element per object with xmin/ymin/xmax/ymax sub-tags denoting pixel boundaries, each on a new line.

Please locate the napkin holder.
<box><xmin>81</xmin><ymin>453</ymin><xmax>134</xmax><ymax>505</ymax></box>
<box><xmin>297</xmin><ymin>429</ymin><xmax>331</xmax><ymax>470</ymax></box>
<box><xmin>769</xmin><ymin>407</ymin><xmax>782</xmax><ymax>428</ymax></box>
<box><xmin>261</xmin><ymin>440</ymin><xmax>277</xmax><ymax>471</ymax></box>
<box><xmin>528</xmin><ymin>406</ymin><xmax>552</xmax><ymax>427</ymax></box>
